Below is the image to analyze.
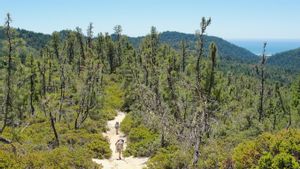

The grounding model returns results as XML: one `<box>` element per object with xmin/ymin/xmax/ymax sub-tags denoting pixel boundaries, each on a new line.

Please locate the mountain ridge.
<box><xmin>127</xmin><ymin>31</ymin><xmax>259</xmax><ymax>63</ymax></box>
<box><xmin>0</xmin><ymin>27</ymin><xmax>258</xmax><ymax>63</ymax></box>
<box><xmin>3</xmin><ymin>27</ymin><xmax>300</xmax><ymax>71</ymax></box>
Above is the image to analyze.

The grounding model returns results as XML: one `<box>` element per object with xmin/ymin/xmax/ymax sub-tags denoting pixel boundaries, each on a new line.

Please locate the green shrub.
<box><xmin>147</xmin><ymin>146</ymin><xmax>191</xmax><ymax>169</ymax></box>
<box><xmin>198</xmin><ymin>140</ymin><xmax>231</xmax><ymax>169</ymax></box>
<box><xmin>125</xmin><ymin>126</ymin><xmax>159</xmax><ymax>157</ymax></box>
<box><xmin>87</xmin><ymin>140</ymin><xmax>112</xmax><ymax>159</ymax></box>
<box><xmin>232</xmin><ymin>129</ymin><xmax>300</xmax><ymax>169</ymax></box>
<box><xmin>61</xmin><ymin>129</ymin><xmax>108</xmax><ymax>147</ymax></box>
<box><xmin>21</xmin><ymin>147</ymin><xmax>97</xmax><ymax>169</ymax></box>
<box><xmin>21</xmin><ymin>121</ymin><xmax>53</xmax><ymax>144</ymax></box>
<box><xmin>271</xmin><ymin>153</ymin><xmax>299</xmax><ymax>169</ymax></box>
<box><xmin>258</xmin><ymin>153</ymin><xmax>273</xmax><ymax>169</ymax></box>
<box><xmin>0</xmin><ymin>146</ymin><xmax>98</xmax><ymax>169</ymax></box>
<box><xmin>233</xmin><ymin>141</ymin><xmax>261</xmax><ymax>168</ymax></box>
<box><xmin>104</xmin><ymin>83</ymin><xmax>124</xmax><ymax>109</ymax></box>
<box><xmin>0</xmin><ymin>150</ymin><xmax>20</xmax><ymax>169</ymax></box>
<box><xmin>120</xmin><ymin>113</ymin><xmax>134</xmax><ymax>135</ymax></box>
<box><xmin>80</xmin><ymin>118</ymin><xmax>107</xmax><ymax>133</ymax></box>
<box><xmin>99</xmin><ymin>107</ymin><xmax>117</xmax><ymax>120</ymax></box>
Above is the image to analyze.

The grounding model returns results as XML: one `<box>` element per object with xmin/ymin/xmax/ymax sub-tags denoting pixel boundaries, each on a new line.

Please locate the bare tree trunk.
<box><xmin>30</xmin><ymin>76</ymin><xmax>35</xmax><ymax>116</ymax></box>
<box><xmin>49</xmin><ymin>111</ymin><xmax>59</xmax><ymax>147</ymax></box>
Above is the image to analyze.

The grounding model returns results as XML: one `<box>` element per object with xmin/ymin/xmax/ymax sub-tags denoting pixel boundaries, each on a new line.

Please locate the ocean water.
<box><xmin>229</xmin><ymin>39</ymin><xmax>300</xmax><ymax>56</ymax></box>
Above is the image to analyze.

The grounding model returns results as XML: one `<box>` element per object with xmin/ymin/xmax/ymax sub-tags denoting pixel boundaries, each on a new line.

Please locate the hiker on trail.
<box><xmin>115</xmin><ymin>121</ymin><xmax>120</xmax><ymax>135</ymax></box>
<box><xmin>115</xmin><ymin>139</ymin><xmax>125</xmax><ymax>160</ymax></box>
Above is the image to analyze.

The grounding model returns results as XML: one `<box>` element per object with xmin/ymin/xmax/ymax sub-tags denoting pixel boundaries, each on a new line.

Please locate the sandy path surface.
<box><xmin>92</xmin><ymin>111</ymin><xmax>148</xmax><ymax>169</ymax></box>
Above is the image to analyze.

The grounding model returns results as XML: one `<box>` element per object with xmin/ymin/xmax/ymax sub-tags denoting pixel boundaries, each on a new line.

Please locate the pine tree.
<box><xmin>51</xmin><ymin>31</ymin><xmax>60</xmax><ymax>60</ymax></box>
<box><xmin>114</xmin><ymin>25</ymin><xmax>123</xmax><ymax>66</ymax></box>
<box><xmin>1</xmin><ymin>13</ymin><xmax>14</xmax><ymax>133</ymax></box>
<box><xmin>96</xmin><ymin>33</ymin><xmax>106</xmax><ymax>65</ymax></box>
<box><xmin>66</xmin><ymin>31</ymin><xmax>76</xmax><ymax>63</ymax></box>
<box><xmin>87</xmin><ymin>22</ymin><xmax>93</xmax><ymax>49</ymax></box>
<box><xmin>106</xmin><ymin>37</ymin><xmax>116</xmax><ymax>73</ymax></box>
<box><xmin>192</xmin><ymin>17</ymin><xmax>211</xmax><ymax>167</ymax></box>
<box><xmin>207</xmin><ymin>42</ymin><xmax>217</xmax><ymax>97</ymax></box>
<box><xmin>37</xmin><ymin>48</ymin><xmax>47</xmax><ymax>97</ymax></box>
<box><xmin>28</xmin><ymin>54</ymin><xmax>36</xmax><ymax>116</ymax></box>
<box><xmin>195</xmin><ymin>17</ymin><xmax>211</xmax><ymax>94</ymax></box>
<box><xmin>180</xmin><ymin>40</ymin><xmax>187</xmax><ymax>72</ymax></box>
<box><xmin>75</xmin><ymin>27</ymin><xmax>85</xmax><ymax>75</ymax></box>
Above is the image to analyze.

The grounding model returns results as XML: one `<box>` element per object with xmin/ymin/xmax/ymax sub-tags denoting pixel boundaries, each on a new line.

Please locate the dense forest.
<box><xmin>1</xmin><ymin>13</ymin><xmax>300</xmax><ymax>169</ymax></box>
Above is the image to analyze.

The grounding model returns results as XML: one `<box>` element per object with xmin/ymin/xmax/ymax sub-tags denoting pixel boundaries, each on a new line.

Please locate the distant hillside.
<box><xmin>0</xmin><ymin>27</ymin><xmax>51</xmax><ymax>50</ymax></box>
<box><xmin>128</xmin><ymin>31</ymin><xmax>259</xmax><ymax>63</ymax></box>
<box><xmin>268</xmin><ymin>47</ymin><xmax>300</xmax><ymax>71</ymax></box>
<box><xmin>1</xmin><ymin>28</ymin><xmax>258</xmax><ymax>63</ymax></box>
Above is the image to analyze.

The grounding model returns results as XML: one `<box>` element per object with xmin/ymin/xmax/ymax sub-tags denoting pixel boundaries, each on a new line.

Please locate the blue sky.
<box><xmin>0</xmin><ymin>0</ymin><xmax>299</xmax><ymax>39</ymax></box>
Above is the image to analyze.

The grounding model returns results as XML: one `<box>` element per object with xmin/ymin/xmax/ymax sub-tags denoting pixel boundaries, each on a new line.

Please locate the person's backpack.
<box><xmin>116</xmin><ymin>139</ymin><xmax>124</xmax><ymax>151</ymax></box>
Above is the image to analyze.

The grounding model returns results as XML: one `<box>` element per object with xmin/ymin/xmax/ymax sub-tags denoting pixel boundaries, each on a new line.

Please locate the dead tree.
<box><xmin>42</xmin><ymin>98</ymin><xmax>59</xmax><ymax>148</ymax></box>
<box><xmin>258</xmin><ymin>42</ymin><xmax>267</xmax><ymax>122</ymax></box>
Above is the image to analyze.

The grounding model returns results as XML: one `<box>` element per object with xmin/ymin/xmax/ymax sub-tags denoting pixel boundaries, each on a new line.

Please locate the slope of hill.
<box><xmin>128</xmin><ymin>31</ymin><xmax>259</xmax><ymax>63</ymax></box>
<box><xmin>268</xmin><ymin>47</ymin><xmax>300</xmax><ymax>71</ymax></box>
<box><xmin>0</xmin><ymin>27</ymin><xmax>51</xmax><ymax>50</ymax></box>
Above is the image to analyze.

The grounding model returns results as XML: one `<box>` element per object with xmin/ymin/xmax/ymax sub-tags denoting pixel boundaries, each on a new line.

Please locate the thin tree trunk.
<box><xmin>49</xmin><ymin>111</ymin><xmax>59</xmax><ymax>147</ymax></box>
<box><xmin>30</xmin><ymin>57</ymin><xmax>35</xmax><ymax>116</ymax></box>
<box><xmin>258</xmin><ymin>43</ymin><xmax>267</xmax><ymax>122</ymax></box>
<box><xmin>58</xmin><ymin>65</ymin><xmax>65</xmax><ymax>121</ymax></box>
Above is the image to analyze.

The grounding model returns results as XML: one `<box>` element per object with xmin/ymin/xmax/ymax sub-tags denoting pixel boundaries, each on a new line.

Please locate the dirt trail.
<box><xmin>92</xmin><ymin>111</ymin><xmax>148</xmax><ymax>169</ymax></box>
